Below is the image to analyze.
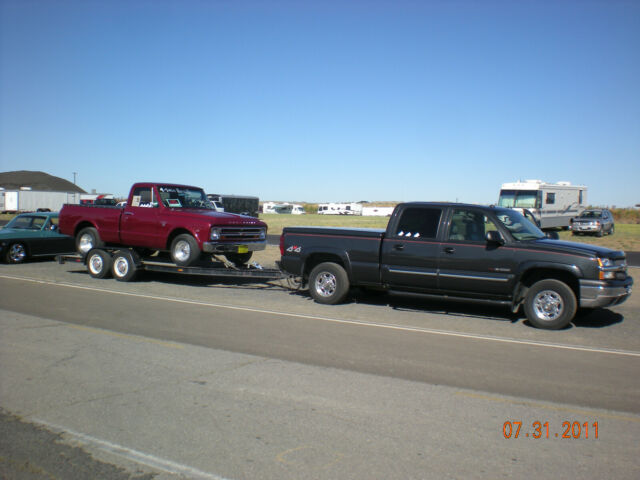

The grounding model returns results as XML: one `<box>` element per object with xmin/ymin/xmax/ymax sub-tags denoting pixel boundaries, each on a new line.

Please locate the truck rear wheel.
<box><xmin>76</xmin><ymin>227</ymin><xmax>104</xmax><ymax>255</ymax></box>
<box><xmin>308</xmin><ymin>262</ymin><xmax>350</xmax><ymax>305</ymax></box>
<box><xmin>112</xmin><ymin>250</ymin><xmax>138</xmax><ymax>282</ymax></box>
<box><xmin>524</xmin><ymin>279</ymin><xmax>577</xmax><ymax>330</ymax></box>
<box><xmin>170</xmin><ymin>234</ymin><xmax>200</xmax><ymax>267</ymax></box>
<box><xmin>86</xmin><ymin>249</ymin><xmax>112</xmax><ymax>279</ymax></box>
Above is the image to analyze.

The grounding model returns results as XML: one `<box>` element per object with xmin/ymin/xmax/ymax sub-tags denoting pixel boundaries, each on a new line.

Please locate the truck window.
<box><xmin>448</xmin><ymin>209</ymin><xmax>494</xmax><ymax>242</ymax></box>
<box><xmin>130</xmin><ymin>187</ymin><xmax>158</xmax><ymax>208</ymax></box>
<box><xmin>395</xmin><ymin>207</ymin><xmax>442</xmax><ymax>239</ymax></box>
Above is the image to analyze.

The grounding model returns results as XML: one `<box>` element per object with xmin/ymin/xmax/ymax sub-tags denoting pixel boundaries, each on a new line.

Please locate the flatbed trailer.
<box><xmin>57</xmin><ymin>248</ymin><xmax>289</xmax><ymax>283</ymax></box>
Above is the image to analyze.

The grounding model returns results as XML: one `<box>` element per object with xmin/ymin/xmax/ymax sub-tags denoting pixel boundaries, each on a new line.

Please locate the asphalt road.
<box><xmin>0</xmin><ymin>261</ymin><xmax>639</xmax><ymax>479</ymax></box>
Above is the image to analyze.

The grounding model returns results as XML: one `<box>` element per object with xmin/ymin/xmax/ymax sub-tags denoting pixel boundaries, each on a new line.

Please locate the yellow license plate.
<box><xmin>237</xmin><ymin>245</ymin><xmax>249</xmax><ymax>253</ymax></box>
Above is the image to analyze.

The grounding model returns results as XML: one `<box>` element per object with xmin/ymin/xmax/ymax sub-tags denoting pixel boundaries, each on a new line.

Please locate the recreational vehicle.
<box><xmin>262</xmin><ymin>202</ymin><xmax>294</xmax><ymax>214</ymax></box>
<box><xmin>317</xmin><ymin>203</ymin><xmax>363</xmax><ymax>215</ymax></box>
<box><xmin>498</xmin><ymin>180</ymin><xmax>587</xmax><ymax>229</ymax></box>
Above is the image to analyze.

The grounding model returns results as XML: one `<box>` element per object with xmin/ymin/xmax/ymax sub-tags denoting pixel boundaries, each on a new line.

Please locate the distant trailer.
<box><xmin>317</xmin><ymin>203</ymin><xmax>363</xmax><ymax>215</ymax></box>
<box><xmin>498</xmin><ymin>180</ymin><xmax>587</xmax><ymax>229</ymax></box>
<box><xmin>362</xmin><ymin>206</ymin><xmax>394</xmax><ymax>217</ymax></box>
<box><xmin>0</xmin><ymin>189</ymin><xmax>80</xmax><ymax>213</ymax></box>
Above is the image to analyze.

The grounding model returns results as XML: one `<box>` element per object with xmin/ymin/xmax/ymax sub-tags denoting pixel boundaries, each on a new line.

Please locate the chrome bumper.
<box><xmin>579</xmin><ymin>279</ymin><xmax>633</xmax><ymax>308</ymax></box>
<box><xmin>202</xmin><ymin>241</ymin><xmax>267</xmax><ymax>253</ymax></box>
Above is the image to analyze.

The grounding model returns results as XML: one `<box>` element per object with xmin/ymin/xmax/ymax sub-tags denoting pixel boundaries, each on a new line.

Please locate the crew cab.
<box><xmin>280</xmin><ymin>203</ymin><xmax>633</xmax><ymax>329</ymax></box>
<box><xmin>59</xmin><ymin>183</ymin><xmax>267</xmax><ymax>266</ymax></box>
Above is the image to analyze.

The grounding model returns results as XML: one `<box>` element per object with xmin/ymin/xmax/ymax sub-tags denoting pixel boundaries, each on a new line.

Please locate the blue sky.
<box><xmin>1</xmin><ymin>0</ymin><xmax>639</xmax><ymax>206</ymax></box>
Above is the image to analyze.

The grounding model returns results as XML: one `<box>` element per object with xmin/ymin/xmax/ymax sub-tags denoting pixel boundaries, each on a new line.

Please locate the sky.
<box><xmin>1</xmin><ymin>0</ymin><xmax>639</xmax><ymax>206</ymax></box>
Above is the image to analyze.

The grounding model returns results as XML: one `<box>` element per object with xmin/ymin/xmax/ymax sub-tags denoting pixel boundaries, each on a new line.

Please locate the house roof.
<box><xmin>0</xmin><ymin>171</ymin><xmax>86</xmax><ymax>193</ymax></box>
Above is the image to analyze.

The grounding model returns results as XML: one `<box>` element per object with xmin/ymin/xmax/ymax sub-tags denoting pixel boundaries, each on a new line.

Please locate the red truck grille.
<box><xmin>220</xmin><ymin>227</ymin><xmax>264</xmax><ymax>241</ymax></box>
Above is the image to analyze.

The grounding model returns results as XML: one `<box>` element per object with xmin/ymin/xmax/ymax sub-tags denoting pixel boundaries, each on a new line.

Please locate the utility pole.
<box><xmin>73</xmin><ymin>172</ymin><xmax>77</xmax><ymax>185</ymax></box>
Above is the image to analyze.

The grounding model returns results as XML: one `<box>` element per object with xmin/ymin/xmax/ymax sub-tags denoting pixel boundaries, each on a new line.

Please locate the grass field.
<box><xmin>262</xmin><ymin>214</ymin><xmax>640</xmax><ymax>252</ymax></box>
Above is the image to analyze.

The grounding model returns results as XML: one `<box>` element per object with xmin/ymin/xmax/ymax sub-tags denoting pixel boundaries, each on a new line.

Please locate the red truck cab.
<box><xmin>59</xmin><ymin>183</ymin><xmax>267</xmax><ymax>266</ymax></box>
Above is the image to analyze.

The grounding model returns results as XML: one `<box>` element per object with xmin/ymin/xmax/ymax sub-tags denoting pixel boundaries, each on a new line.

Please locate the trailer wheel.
<box><xmin>170</xmin><ymin>234</ymin><xmax>200</xmax><ymax>266</ymax></box>
<box><xmin>76</xmin><ymin>227</ymin><xmax>104</xmax><ymax>254</ymax></box>
<box><xmin>225</xmin><ymin>252</ymin><xmax>253</xmax><ymax>266</ymax></box>
<box><xmin>86</xmin><ymin>249</ymin><xmax>112</xmax><ymax>279</ymax></box>
<box><xmin>112</xmin><ymin>250</ymin><xmax>138</xmax><ymax>282</ymax></box>
<box><xmin>308</xmin><ymin>262</ymin><xmax>350</xmax><ymax>305</ymax></box>
<box><xmin>523</xmin><ymin>279</ymin><xmax>576</xmax><ymax>330</ymax></box>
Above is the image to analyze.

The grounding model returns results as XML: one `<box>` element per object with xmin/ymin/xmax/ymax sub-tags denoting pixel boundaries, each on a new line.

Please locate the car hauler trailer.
<box><xmin>497</xmin><ymin>180</ymin><xmax>587</xmax><ymax>229</ymax></box>
<box><xmin>57</xmin><ymin>248</ymin><xmax>289</xmax><ymax>283</ymax></box>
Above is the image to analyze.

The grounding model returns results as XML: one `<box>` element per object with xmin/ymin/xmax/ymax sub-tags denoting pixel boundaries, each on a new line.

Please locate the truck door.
<box><xmin>120</xmin><ymin>186</ymin><xmax>162</xmax><ymax>248</ymax></box>
<box><xmin>438</xmin><ymin>208</ymin><xmax>515</xmax><ymax>298</ymax></box>
<box><xmin>381</xmin><ymin>206</ymin><xmax>443</xmax><ymax>291</ymax></box>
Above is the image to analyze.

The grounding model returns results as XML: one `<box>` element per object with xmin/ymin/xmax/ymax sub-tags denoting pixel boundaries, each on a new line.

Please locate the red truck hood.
<box><xmin>169</xmin><ymin>209</ymin><xmax>267</xmax><ymax>227</ymax></box>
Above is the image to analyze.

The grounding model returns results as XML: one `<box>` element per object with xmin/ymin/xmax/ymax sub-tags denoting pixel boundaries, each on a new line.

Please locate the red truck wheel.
<box><xmin>170</xmin><ymin>234</ymin><xmax>200</xmax><ymax>267</ymax></box>
<box><xmin>76</xmin><ymin>227</ymin><xmax>104</xmax><ymax>254</ymax></box>
<box><xmin>308</xmin><ymin>262</ymin><xmax>350</xmax><ymax>305</ymax></box>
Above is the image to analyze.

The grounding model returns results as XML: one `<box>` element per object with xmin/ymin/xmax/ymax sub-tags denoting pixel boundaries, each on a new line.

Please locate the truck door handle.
<box><xmin>124</xmin><ymin>212</ymin><xmax>134</xmax><ymax>216</ymax></box>
<box><xmin>444</xmin><ymin>247</ymin><xmax>455</xmax><ymax>254</ymax></box>
<box><xmin>393</xmin><ymin>244</ymin><xmax>405</xmax><ymax>251</ymax></box>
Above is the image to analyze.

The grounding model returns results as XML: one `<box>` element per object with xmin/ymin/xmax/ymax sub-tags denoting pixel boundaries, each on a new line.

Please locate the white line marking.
<box><xmin>31</xmin><ymin>417</ymin><xmax>232</xmax><ymax>480</ymax></box>
<box><xmin>2</xmin><ymin>273</ymin><xmax>640</xmax><ymax>358</ymax></box>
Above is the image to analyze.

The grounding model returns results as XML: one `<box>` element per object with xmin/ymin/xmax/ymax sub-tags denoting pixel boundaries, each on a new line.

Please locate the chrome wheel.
<box><xmin>173</xmin><ymin>240</ymin><xmax>191</xmax><ymax>263</ymax></box>
<box><xmin>113</xmin><ymin>256</ymin><xmax>129</xmax><ymax>278</ymax></box>
<box><xmin>88</xmin><ymin>253</ymin><xmax>104</xmax><ymax>275</ymax></box>
<box><xmin>78</xmin><ymin>233</ymin><xmax>94</xmax><ymax>253</ymax></box>
<box><xmin>9</xmin><ymin>244</ymin><xmax>27</xmax><ymax>263</ymax></box>
<box><xmin>532</xmin><ymin>290</ymin><xmax>563</xmax><ymax>321</ymax></box>
<box><xmin>314</xmin><ymin>271</ymin><xmax>337</xmax><ymax>298</ymax></box>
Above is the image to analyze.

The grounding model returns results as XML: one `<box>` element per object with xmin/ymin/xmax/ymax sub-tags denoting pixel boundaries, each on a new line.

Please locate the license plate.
<box><xmin>237</xmin><ymin>245</ymin><xmax>249</xmax><ymax>253</ymax></box>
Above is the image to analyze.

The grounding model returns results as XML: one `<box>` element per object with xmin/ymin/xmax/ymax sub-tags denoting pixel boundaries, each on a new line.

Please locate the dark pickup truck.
<box><xmin>280</xmin><ymin>202</ymin><xmax>633</xmax><ymax>329</ymax></box>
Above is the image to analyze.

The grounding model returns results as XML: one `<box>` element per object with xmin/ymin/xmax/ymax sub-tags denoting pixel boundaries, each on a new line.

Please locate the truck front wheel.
<box><xmin>76</xmin><ymin>227</ymin><xmax>104</xmax><ymax>255</ymax></box>
<box><xmin>170</xmin><ymin>234</ymin><xmax>200</xmax><ymax>267</ymax></box>
<box><xmin>524</xmin><ymin>279</ymin><xmax>577</xmax><ymax>330</ymax></box>
<box><xmin>308</xmin><ymin>262</ymin><xmax>350</xmax><ymax>305</ymax></box>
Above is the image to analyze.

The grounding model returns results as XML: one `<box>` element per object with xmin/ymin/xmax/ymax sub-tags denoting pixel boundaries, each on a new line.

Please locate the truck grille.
<box><xmin>220</xmin><ymin>227</ymin><xmax>264</xmax><ymax>242</ymax></box>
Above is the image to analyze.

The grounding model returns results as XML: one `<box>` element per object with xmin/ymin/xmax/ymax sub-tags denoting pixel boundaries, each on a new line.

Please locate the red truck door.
<box><xmin>120</xmin><ymin>185</ymin><xmax>163</xmax><ymax>248</ymax></box>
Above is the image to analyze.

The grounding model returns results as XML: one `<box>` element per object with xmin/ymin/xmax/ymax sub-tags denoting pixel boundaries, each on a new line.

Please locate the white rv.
<box><xmin>498</xmin><ymin>180</ymin><xmax>587</xmax><ymax>229</ymax></box>
<box><xmin>262</xmin><ymin>202</ymin><xmax>294</xmax><ymax>214</ymax></box>
<box><xmin>317</xmin><ymin>203</ymin><xmax>363</xmax><ymax>215</ymax></box>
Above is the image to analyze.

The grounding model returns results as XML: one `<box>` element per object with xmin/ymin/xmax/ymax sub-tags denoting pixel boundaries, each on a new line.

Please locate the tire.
<box><xmin>5</xmin><ymin>243</ymin><xmax>28</xmax><ymax>264</ymax></box>
<box><xmin>308</xmin><ymin>262</ymin><xmax>350</xmax><ymax>305</ymax></box>
<box><xmin>523</xmin><ymin>279</ymin><xmax>577</xmax><ymax>330</ymax></box>
<box><xmin>596</xmin><ymin>227</ymin><xmax>603</xmax><ymax>237</ymax></box>
<box><xmin>112</xmin><ymin>250</ymin><xmax>138</xmax><ymax>282</ymax></box>
<box><xmin>225</xmin><ymin>252</ymin><xmax>253</xmax><ymax>266</ymax></box>
<box><xmin>170</xmin><ymin>234</ymin><xmax>200</xmax><ymax>267</ymax></box>
<box><xmin>86</xmin><ymin>249</ymin><xmax>112</xmax><ymax>279</ymax></box>
<box><xmin>76</xmin><ymin>227</ymin><xmax>104</xmax><ymax>255</ymax></box>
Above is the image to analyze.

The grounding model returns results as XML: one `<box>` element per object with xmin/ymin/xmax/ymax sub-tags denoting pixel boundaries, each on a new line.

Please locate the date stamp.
<box><xmin>503</xmin><ymin>421</ymin><xmax>599</xmax><ymax>439</ymax></box>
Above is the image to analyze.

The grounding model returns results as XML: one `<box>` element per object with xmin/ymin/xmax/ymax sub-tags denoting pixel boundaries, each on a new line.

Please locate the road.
<box><xmin>1</xmin><ymin>259</ymin><xmax>639</xmax><ymax>479</ymax></box>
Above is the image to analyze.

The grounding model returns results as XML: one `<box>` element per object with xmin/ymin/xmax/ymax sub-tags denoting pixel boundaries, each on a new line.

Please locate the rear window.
<box><xmin>395</xmin><ymin>208</ymin><xmax>442</xmax><ymax>239</ymax></box>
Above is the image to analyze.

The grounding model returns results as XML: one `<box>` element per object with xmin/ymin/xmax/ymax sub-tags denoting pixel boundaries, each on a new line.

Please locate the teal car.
<box><xmin>0</xmin><ymin>212</ymin><xmax>75</xmax><ymax>264</ymax></box>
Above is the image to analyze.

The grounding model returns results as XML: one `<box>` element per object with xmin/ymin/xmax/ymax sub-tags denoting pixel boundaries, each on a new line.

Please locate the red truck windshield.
<box><xmin>157</xmin><ymin>186</ymin><xmax>214</xmax><ymax>210</ymax></box>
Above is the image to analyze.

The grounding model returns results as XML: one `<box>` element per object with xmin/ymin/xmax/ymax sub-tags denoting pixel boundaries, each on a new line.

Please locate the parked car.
<box><xmin>571</xmin><ymin>209</ymin><xmax>615</xmax><ymax>237</ymax></box>
<box><xmin>0</xmin><ymin>212</ymin><xmax>75</xmax><ymax>264</ymax></box>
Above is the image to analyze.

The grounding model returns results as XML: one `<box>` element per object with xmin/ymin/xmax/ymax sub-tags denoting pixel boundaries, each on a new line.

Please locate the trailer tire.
<box><xmin>86</xmin><ymin>249</ymin><xmax>112</xmax><ymax>279</ymax></box>
<box><xmin>308</xmin><ymin>262</ymin><xmax>350</xmax><ymax>305</ymax></box>
<box><xmin>523</xmin><ymin>279</ymin><xmax>576</xmax><ymax>330</ymax></box>
<box><xmin>112</xmin><ymin>250</ymin><xmax>138</xmax><ymax>282</ymax></box>
<box><xmin>170</xmin><ymin>234</ymin><xmax>200</xmax><ymax>267</ymax></box>
<box><xmin>76</xmin><ymin>227</ymin><xmax>104</xmax><ymax>254</ymax></box>
<box><xmin>225</xmin><ymin>252</ymin><xmax>253</xmax><ymax>266</ymax></box>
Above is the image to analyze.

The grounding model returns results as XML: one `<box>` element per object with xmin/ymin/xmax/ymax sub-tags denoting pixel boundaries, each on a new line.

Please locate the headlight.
<box><xmin>210</xmin><ymin>228</ymin><xmax>221</xmax><ymax>241</ymax></box>
<box><xmin>597</xmin><ymin>257</ymin><xmax>615</xmax><ymax>280</ymax></box>
<box><xmin>598</xmin><ymin>258</ymin><xmax>614</xmax><ymax>268</ymax></box>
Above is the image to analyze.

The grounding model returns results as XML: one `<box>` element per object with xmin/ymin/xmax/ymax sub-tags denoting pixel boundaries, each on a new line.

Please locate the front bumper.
<box><xmin>202</xmin><ymin>241</ymin><xmax>267</xmax><ymax>254</ymax></box>
<box><xmin>572</xmin><ymin>223</ymin><xmax>600</xmax><ymax>232</ymax></box>
<box><xmin>579</xmin><ymin>278</ymin><xmax>633</xmax><ymax>308</ymax></box>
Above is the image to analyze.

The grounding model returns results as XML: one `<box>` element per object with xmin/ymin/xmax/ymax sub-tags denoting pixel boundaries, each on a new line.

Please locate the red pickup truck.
<box><xmin>59</xmin><ymin>183</ymin><xmax>267</xmax><ymax>266</ymax></box>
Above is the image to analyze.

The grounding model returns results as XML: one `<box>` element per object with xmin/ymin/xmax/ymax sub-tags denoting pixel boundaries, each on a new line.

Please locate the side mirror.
<box><xmin>546</xmin><ymin>231</ymin><xmax>559</xmax><ymax>240</ymax></box>
<box><xmin>486</xmin><ymin>230</ymin><xmax>505</xmax><ymax>245</ymax></box>
<box><xmin>50</xmin><ymin>224</ymin><xmax>58</xmax><ymax>231</ymax></box>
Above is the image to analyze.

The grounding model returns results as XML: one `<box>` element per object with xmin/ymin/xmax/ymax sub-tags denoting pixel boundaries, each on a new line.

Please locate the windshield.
<box><xmin>158</xmin><ymin>186</ymin><xmax>213</xmax><ymax>209</ymax></box>
<box><xmin>5</xmin><ymin>215</ymin><xmax>48</xmax><ymax>230</ymax></box>
<box><xmin>498</xmin><ymin>189</ymin><xmax>540</xmax><ymax>208</ymax></box>
<box><xmin>495</xmin><ymin>209</ymin><xmax>545</xmax><ymax>241</ymax></box>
